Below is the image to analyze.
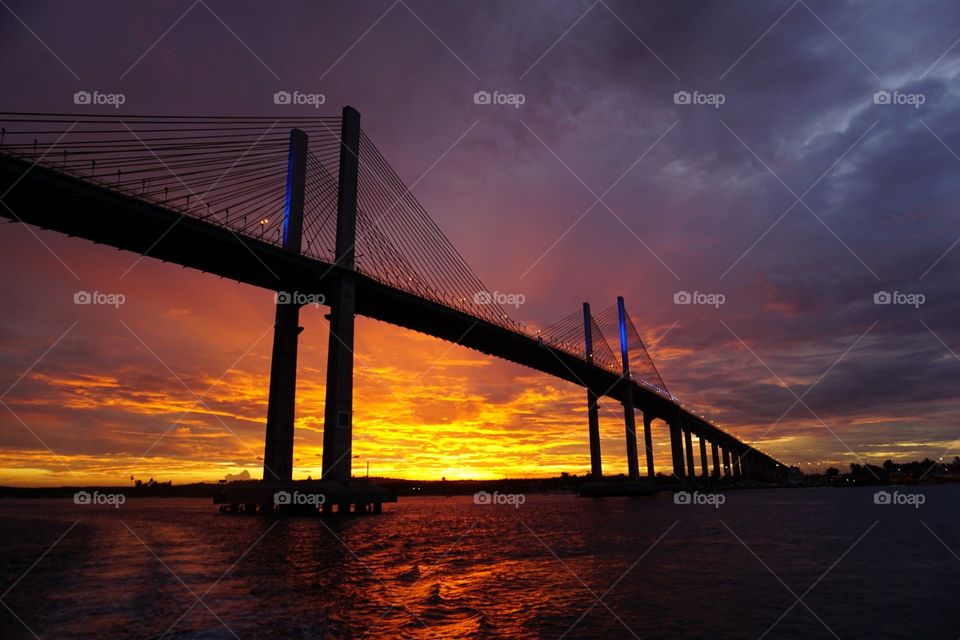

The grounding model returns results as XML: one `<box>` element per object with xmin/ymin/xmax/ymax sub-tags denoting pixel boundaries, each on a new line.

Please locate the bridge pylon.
<box><xmin>321</xmin><ymin>106</ymin><xmax>361</xmax><ymax>483</ymax></box>
<box><xmin>582</xmin><ymin>303</ymin><xmax>603</xmax><ymax>479</ymax></box>
<box><xmin>617</xmin><ymin>297</ymin><xmax>640</xmax><ymax>480</ymax></box>
<box><xmin>262</xmin><ymin>128</ymin><xmax>308</xmax><ymax>481</ymax></box>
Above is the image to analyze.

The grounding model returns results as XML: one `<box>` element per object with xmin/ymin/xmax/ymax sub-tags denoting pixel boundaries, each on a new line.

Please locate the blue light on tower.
<box><xmin>281</xmin><ymin>137</ymin><xmax>297</xmax><ymax>247</ymax></box>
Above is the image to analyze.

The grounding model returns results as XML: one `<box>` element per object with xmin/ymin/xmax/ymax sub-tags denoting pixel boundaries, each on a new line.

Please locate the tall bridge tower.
<box><xmin>261</xmin><ymin>107</ymin><xmax>361</xmax><ymax>485</ymax></box>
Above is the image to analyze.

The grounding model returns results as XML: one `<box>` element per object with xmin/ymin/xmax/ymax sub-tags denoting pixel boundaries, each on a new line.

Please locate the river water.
<box><xmin>0</xmin><ymin>486</ymin><xmax>957</xmax><ymax>639</ymax></box>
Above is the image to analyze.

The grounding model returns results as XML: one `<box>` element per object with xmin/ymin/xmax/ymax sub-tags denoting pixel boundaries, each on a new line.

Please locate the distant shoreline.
<box><xmin>2</xmin><ymin>471</ymin><xmax>958</xmax><ymax>499</ymax></box>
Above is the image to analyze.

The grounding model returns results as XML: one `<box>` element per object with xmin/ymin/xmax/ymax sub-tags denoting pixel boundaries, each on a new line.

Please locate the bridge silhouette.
<box><xmin>0</xmin><ymin>108</ymin><xmax>785</xmax><ymax>508</ymax></box>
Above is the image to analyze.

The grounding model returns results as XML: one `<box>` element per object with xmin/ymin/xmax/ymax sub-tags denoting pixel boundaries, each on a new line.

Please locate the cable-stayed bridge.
<box><xmin>0</xmin><ymin>109</ymin><xmax>785</xmax><ymax>510</ymax></box>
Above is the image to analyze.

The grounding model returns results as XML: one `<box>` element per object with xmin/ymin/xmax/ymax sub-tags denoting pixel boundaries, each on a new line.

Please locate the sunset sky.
<box><xmin>2</xmin><ymin>1</ymin><xmax>960</xmax><ymax>485</ymax></box>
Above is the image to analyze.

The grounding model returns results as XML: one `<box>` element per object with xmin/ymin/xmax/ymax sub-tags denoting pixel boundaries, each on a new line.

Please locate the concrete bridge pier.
<box><xmin>587</xmin><ymin>388</ymin><xmax>602</xmax><ymax>479</ymax></box>
<box><xmin>723</xmin><ymin>447</ymin><xmax>732</xmax><ymax>478</ymax></box>
<box><xmin>699</xmin><ymin>436</ymin><xmax>709</xmax><ymax>487</ymax></box>
<box><xmin>684</xmin><ymin>429</ymin><xmax>696</xmax><ymax>484</ymax></box>
<box><xmin>622</xmin><ymin>396</ymin><xmax>640</xmax><ymax>481</ymax></box>
<box><xmin>711</xmin><ymin>441</ymin><xmax>720</xmax><ymax>479</ymax></box>
<box><xmin>741</xmin><ymin>449</ymin><xmax>753</xmax><ymax>478</ymax></box>
<box><xmin>321</xmin><ymin>106</ymin><xmax>362</xmax><ymax>483</ymax></box>
<box><xmin>732</xmin><ymin>452</ymin><xmax>743</xmax><ymax>479</ymax></box>
<box><xmin>669</xmin><ymin>418</ymin><xmax>685</xmax><ymax>481</ymax></box>
<box><xmin>262</xmin><ymin>128</ymin><xmax>308</xmax><ymax>482</ymax></box>
<box><xmin>642</xmin><ymin>412</ymin><xmax>655</xmax><ymax>479</ymax></box>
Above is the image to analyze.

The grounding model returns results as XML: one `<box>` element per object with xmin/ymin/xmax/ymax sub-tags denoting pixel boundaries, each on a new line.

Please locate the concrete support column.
<box><xmin>587</xmin><ymin>389</ymin><xmax>602</xmax><ymax>479</ymax></box>
<box><xmin>623</xmin><ymin>396</ymin><xmax>640</xmax><ymax>481</ymax></box>
<box><xmin>723</xmin><ymin>447</ymin><xmax>732</xmax><ymax>478</ymax></box>
<box><xmin>741</xmin><ymin>449</ymin><xmax>752</xmax><ymax>478</ymax></box>
<box><xmin>321</xmin><ymin>106</ymin><xmax>361</xmax><ymax>482</ymax></box>
<box><xmin>711</xmin><ymin>441</ymin><xmax>721</xmax><ymax>478</ymax></box>
<box><xmin>732</xmin><ymin>451</ymin><xmax>742</xmax><ymax>478</ymax></box>
<box><xmin>262</xmin><ymin>128</ymin><xmax>308</xmax><ymax>482</ymax></box>
<box><xmin>583</xmin><ymin>303</ymin><xmax>602</xmax><ymax>480</ymax></box>
<box><xmin>684</xmin><ymin>429</ymin><xmax>696</xmax><ymax>484</ymax></box>
<box><xmin>699</xmin><ymin>436</ymin><xmax>709</xmax><ymax>485</ymax></box>
<box><xmin>669</xmin><ymin>419</ymin><xmax>685</xmax><ymax>480</ymax></box>
<box><xmin>642</xmin><ymin>412</ymin><xmax>655</xmax><ymax>479</ymax></box>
